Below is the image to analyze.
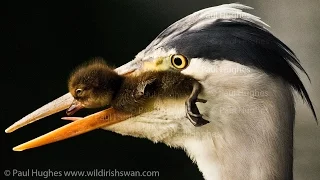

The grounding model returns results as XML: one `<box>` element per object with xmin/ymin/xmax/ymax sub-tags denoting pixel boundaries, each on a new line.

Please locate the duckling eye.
<box><xmin>171</xmin><ymin>54</ymin><xmax>189</xmax><ymax>69</ymax></box>
<box><xmin>75</xmin><ymin>88</ymin><xmax>83</xmax><ymax>95</ymax></box>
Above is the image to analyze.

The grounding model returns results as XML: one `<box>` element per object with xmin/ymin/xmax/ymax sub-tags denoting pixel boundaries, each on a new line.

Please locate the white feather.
<box><xmin>106</xmin><ymin>58</ymin><xmax>295</xmax><ymax>180</ymax></box>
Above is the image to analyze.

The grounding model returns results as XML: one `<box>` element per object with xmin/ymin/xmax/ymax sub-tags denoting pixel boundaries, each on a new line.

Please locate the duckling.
<box><xmin>67</xmin><ymin>58</ymin><xmax>209</xmax><ymax>126</ymax></box>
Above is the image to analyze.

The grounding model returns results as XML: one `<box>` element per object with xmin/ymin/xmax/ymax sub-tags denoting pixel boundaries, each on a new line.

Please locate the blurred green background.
<box><xmin>3</xmin><ymin>0</ymin><xmax>319</xmax><ymax>179</ymax></box>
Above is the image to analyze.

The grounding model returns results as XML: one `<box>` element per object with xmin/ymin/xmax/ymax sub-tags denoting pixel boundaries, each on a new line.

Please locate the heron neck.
<box><xmin>184</xmin><ymin>139</ymin><xmax>220</xmax><ymax>180</ymax></box>
<box><xmin>184</xmin><ymin>126</ymin><xmax>293</xmax><ymax>180</ymax></box>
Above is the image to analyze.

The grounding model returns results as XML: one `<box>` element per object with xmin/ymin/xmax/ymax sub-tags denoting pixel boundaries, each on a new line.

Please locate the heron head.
<box><xmin>5</xmin><ymin>3</ymin><xmax>316</xmax><ymax>154</ymax></box>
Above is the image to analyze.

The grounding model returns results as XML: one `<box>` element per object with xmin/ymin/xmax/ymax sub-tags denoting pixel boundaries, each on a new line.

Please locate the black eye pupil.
<box><xmin>174</xmin><ymin>57</ymin><xmax>182</xmax><ymax>66</ymax></box>
<box><xmin>76</xmin><ymin>89</ymin><xmax>82</xmax><ymax>94</ymax></box>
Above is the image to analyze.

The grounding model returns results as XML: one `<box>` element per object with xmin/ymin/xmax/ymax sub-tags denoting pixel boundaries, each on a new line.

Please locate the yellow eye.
<box><xmin>170</xmin><ymin>54</ymin><xmax>189</xmax><ymax>69</ymax></box>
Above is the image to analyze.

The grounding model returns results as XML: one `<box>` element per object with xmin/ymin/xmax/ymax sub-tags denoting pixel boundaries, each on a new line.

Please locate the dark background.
<box><xmin>3</xmin><ymin>1</ymin><xmax>319</xmax><ymax>180</ymax></box>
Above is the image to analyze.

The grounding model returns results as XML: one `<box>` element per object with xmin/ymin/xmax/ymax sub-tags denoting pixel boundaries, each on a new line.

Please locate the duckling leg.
<box><xmin>185</xmin><ymin>82</ymin><xmax>209</xmax><ymax>126</ymax></box>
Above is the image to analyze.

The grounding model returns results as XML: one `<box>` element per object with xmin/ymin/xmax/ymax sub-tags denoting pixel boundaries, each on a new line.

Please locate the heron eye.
<box><xmin>75</xmin><ymin>89</ymin><xmax>83</xmax><ymax>95</ymax></box>
<box><xmin>171</xmin><ymin>54</ymin><xmax>189</xmax><ymax>69</ymax></box>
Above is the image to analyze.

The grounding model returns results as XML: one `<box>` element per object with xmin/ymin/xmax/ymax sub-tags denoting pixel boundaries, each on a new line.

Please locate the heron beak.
<box><xmin>5</xmin><ymin>61</ymin><xmax>141</xmax><ymax>151</ymax></box>
<box><xmin>5</xmin><ymin>93</ymin><xmax>74</xmax><ymax>133</ymax></box>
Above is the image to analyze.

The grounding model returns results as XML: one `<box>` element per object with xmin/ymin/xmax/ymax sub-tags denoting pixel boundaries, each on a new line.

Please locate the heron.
<box><xmin>5</xmin><ymin>3</ymin><xmax>317</xmax><ymax>180</ymax></box>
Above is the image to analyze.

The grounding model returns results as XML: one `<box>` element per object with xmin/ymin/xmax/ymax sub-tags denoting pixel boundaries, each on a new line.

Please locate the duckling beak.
<box><xmin>66</xmin><ymin>99</ymin><xmax>84</xmax><ymax>116</ymax></box>
<box><xmin>5</xmin><ymin>61</ymin><xmax>141</xmax><ymax>151</ymax></box>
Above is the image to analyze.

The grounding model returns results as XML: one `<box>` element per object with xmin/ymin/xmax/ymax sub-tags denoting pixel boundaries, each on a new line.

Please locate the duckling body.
<box><xmin>112</xmin><ymin>71</ymin><xmax>196</xmax><ymax>112</ymax></box>
<box><xmin>68</xmin><ymin>59</ymin><xmax>209</xmax><ymax>126</ymax></box>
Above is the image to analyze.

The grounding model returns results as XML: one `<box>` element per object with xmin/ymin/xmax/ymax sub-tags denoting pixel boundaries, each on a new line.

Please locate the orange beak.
<box><xmin>12</xmin><ymin>108</ymin><xmax>132</xmax><ymax>151</ymax></box>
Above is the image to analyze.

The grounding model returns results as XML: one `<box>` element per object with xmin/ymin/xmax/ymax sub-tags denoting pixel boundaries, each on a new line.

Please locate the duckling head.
<box><xmin>67</xmin><ymin>59</ymin><xmax>123</xmax><ymax>115</ymax></box>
